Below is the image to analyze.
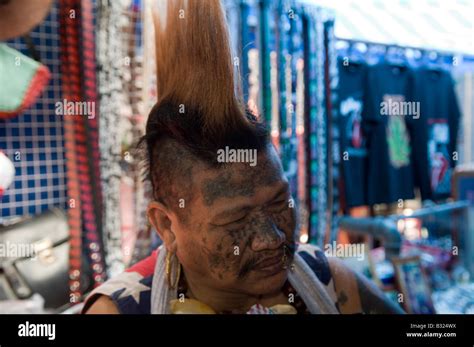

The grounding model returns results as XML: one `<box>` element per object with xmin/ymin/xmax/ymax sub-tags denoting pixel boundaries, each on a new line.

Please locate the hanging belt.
<box><xmin>79</xmin><ymin>0</ymin><xmax>107</xmax><ymax>287</ymax></box>
<box><xmin>59</xmin><ymin>0</ymin><xmax>106</xmax><ymax>303</ymax></box>
<box><xmin>58</xmin><ymin>0</ymin><xmax>83</xmax><ymax>303</ymax></box>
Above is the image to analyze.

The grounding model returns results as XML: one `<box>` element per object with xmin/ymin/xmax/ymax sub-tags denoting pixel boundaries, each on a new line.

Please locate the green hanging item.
<box><xmin>0</xmin><ymin>43</ymin><xmax>50</xmax><ymax>119</ymax></box>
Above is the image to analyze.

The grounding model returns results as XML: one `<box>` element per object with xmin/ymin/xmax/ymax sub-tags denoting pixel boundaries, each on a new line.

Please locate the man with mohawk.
<box><xmin>84</xmin><ymin>0</ymin><xmax>402</xmax><ymax>314</ymax></box>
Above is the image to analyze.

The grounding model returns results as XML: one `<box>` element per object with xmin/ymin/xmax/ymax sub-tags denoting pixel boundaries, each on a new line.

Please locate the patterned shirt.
<box><xmin>83</xmin><ymin>244</ymin><xmax>344</xmax><ymax>314</ymax></box>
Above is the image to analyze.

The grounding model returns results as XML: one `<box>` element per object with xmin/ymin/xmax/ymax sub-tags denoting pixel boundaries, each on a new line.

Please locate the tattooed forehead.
<box><xmin>201</xmin><ymin>149</ymin><xmax>283</xmax><ymax>206</ymax></box>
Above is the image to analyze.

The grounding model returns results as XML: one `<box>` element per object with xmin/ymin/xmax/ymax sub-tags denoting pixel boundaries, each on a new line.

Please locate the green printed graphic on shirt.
<box><xmin>386</xmin><ymin>115</ymin><xmax>411</xmax><ymax>169</ymax></box>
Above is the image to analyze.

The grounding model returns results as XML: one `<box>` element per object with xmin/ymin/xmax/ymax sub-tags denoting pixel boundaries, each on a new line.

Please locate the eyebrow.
<box><xmin>210</xmin><ymin>182</ymin><xmax>289</xmax><ymax>223</ymax></box>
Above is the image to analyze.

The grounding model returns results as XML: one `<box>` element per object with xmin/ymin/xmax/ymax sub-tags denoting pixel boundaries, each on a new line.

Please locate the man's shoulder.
<box><xmin>297</xmin><ymin>243</ymin><xmax>404</xmax><ymax>314</ymax></box>
<box><xmin>296</xmin><ymin>243</ymin><xmax>366</xmax><ymax>314</ymax></box>
<box><xmin>82</xmin><ymin>250</ymin><xmax>159</xmax><ymax>314</ymax></box>
<box><xmin>296</xmin><ymin>243</ymin><xmax>334</xmax><ymax>287</ymax></box>
<box><xmin>296</xmin><ymin>242</ymin><xmax>358</xmax><ymax>282</ymax></box>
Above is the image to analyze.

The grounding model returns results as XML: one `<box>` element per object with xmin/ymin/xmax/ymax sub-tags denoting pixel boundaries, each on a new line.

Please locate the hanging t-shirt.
<box><xmin>410</xmin><ymin>68</ymin><xmax>461</xmax><ymax>201</ymax></box>
<box><xmin>338</xmin><ymin>59</ymin><xmax>368</xmax><ymax>208</ymax></box>
<box><xmin>363</xmin><ymin>63</ymin><xmax>415</xmax><ymax>205</ymax></box>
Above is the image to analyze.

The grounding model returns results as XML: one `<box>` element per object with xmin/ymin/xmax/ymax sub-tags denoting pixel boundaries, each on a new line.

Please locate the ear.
<box><xmin>147</xmin><ymin>201</ymin><xmax>177</xmax><ymax>254</ymax></box>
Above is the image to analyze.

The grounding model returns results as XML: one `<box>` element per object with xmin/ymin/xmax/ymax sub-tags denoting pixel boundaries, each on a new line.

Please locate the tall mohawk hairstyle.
<box><xmin>153</xmin><ymin>0</ymin><xmax>249</xmax><ymax>136</ymax></box>
<box><xmin>143</xmin><ymin>0</ymin><xmax>268</xmax><ymax>204</ymax></box>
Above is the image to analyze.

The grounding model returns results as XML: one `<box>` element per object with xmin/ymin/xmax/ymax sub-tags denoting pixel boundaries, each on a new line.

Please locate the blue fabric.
<box><xmin>0</xmin><ymin>3</ymin><xmax>67</xmax><ymax>219</ymax></box>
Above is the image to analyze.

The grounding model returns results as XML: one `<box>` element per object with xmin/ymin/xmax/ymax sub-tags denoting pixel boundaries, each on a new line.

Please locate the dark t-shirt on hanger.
<box><xmin>410</xmin><ymin>67</ymin><xmax>461</xmax><ymax>201</ymax></box>
<box><xmin>363</xmin><ymin>63</ymin><xmax>416</xmax><ymax>205</ymax></box>
<box><xmin>338</xmin><ymin>59</ymin><xmax>368</xmax><ymax>208</ymax></box>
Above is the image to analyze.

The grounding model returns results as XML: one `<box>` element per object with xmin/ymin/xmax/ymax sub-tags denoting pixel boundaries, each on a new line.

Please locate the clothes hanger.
<box><xmin>337</xmin><ymin>41</ymin><xmax>362</xmax><ymax>68</ymax></box>
<box><xmin>367</xmin><ymin>44</ymin><xmax>386</xmax><ymax>65</ymax></box>
<box><xmin>422</xmin><ymin>51</ymin><xmax>443</xmax><ymax>70</ymax></box>
<box><xmin>385</xmin><ymin>45</ymin><xmax>407</xmax><ymax>68</ymax></box>
<box><xmin>420</xmin><ymin>51</ymin><xmax>447</xmax><ymax>81</ymax></box>
<box><xmin>347</xmin><ymin>42</ymin><xmax>366</xmax><ymax>66</ymax></box>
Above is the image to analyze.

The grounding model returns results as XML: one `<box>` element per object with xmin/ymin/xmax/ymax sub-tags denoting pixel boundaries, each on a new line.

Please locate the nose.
<box><xmin>250</xmin><ymin>216</ymin><xmax>286</xmax><ymax>252</ymax></box>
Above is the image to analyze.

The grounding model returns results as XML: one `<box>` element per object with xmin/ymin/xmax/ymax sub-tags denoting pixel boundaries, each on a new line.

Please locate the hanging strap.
<box><xmin>58</xmin><ymin>0</ymin><xmax>83</xmax><ymax>303</ymax></box>
<box><xmin>59</xmin><ymin>0</ymin><xmax>107</xmax><ymax>303</ymax></box>
<box><xmin>79</xmin><ymin>0</ymin><xmax>107</xmax><ymax>287</ymax></box>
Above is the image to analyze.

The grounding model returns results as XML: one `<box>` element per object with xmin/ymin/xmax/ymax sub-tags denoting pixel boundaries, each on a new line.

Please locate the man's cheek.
<box><xmin>273</xmin><ymin>209</ymin><xmax>296</xmax><ymax>236</ymax></box>
<box><xmin>200</xmin><ymin>236</ymin><xmax>243</xmax><ymax>279</ymax></box>
<box><xmin>177</xmin><ymin>237</ymin><xmax>204</xmax><ymax>269</ymax></box>
<box><xmin>176</xmin><ymin>227</ymin><xmax>210</xmax><ymax>269</ymax></box>
<box><xmin>222</xmin><ymin>227</ymin><xmax>253</xmax><ymax>253</ymax></box>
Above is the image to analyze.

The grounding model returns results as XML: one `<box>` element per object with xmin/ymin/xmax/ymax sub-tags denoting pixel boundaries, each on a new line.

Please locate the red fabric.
<box><xmin>125</xmin><ymin>249</ymin><xmax>159</xmax><ymax>277</ymax></box>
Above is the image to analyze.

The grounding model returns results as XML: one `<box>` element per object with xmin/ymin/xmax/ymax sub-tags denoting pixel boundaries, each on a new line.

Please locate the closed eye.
<box><xmin>268</xmin><ymin>199</ymin><xmax>288</xmax><ymax>211</ymax></box>
<box><xmin>230</xmin><ymin>215</ymin><xmax>247</xmax><ymax>224</ymax></box>
<box><xmin>212</xmin><ymin>214</ymin><xmax>248</xmax><ymax>227</ymax></box>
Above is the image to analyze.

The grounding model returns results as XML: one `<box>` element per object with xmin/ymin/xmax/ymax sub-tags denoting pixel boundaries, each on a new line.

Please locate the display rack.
<box><xmin>0</xmin><ymin>2</ymin><xmax>67</xmax><ymax>220</ymax></box>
